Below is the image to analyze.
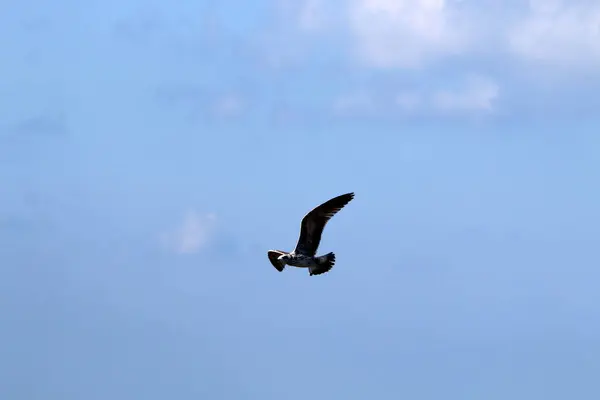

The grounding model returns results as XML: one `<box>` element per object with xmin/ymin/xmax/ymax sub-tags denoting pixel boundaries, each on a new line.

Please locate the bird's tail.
<box><xmin>267</xmin><ymin>250</ymin><xmax>286</xmax><ymax>272</ymax></box>
<box><xmin>310</xmin><ymin>252</ymin><xmax>336</xmax><ymax>276</ymax></box>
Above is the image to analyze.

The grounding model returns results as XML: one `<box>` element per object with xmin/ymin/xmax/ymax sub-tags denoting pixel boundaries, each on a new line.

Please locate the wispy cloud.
<box><xmin>508</xmin><ymin>0</ymin><xmax>600</xmax><ymax>70</ymax></box>
<box><xmin>160</xmin><ymin>211</ymin><xmax>217</xmax><ymax>255</ymax></box>
<box><xmin>395</xmin><ymin>92</ymin><xmax>422</xmax><ymax>113</ymax></box>
<box><xmin>330</xmin><ymin>75</ymin><xmax>499</xmax><ymax>117</ymax></box>
<box><xmin>348</xmin><ymin>0</ymin><xmax>468</xmax><ymax>68</ymax></box>
<box><xmin>276</xmin><ymin>0</ymin><xmax>600</xmax><ymax>74</ymax></box>
<box><xmin>154</xmin><ymin>84</ymin><xmax>245</xmax><ymax>124</ymax></box>
<box><xmin>431</xmin><ymin>75</ymin><xmax>499</xmax><ymax>113</ymax></box>
<box><xmin>254</xmin><ymin>0</ymin><xmax>600</xmax><ymax>120</ymax></box>
<box><xmin>332</xmin><ymin>91</ymin><xmax>375</xmax><ymax>115</ymax></box>
<box><xmin>297</xmin><ymin>0</ymin><xmax>324</xmax><ymax>32</ymax></box>
<box><xmin>212</xmin><ymin>93</ymin><xmax>245</xmax><ymax>118</ymax></box>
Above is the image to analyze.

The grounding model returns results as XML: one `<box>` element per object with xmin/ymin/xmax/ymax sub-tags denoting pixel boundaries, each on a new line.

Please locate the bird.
<box><xmin>267</xmin><ymin>192</ymin><xmax>354</xmax><ymax>276</ymax></box>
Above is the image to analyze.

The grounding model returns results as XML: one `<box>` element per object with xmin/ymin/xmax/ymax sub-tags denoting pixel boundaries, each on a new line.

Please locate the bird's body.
<box><xmin>267</xmin><ymin>192</ymin><xmax>354</xmax><ymax>276</ymax></box>
<box><xmin>281</xmin><ymin>252</ymin><xmax>315</xmax><ymax>268</ymax></box>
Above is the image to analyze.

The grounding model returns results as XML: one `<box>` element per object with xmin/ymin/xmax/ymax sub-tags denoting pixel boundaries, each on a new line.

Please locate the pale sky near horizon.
<box><xmin>2</xmin><ymin>0</ymin><xmax>600</xmax><ymax>399</ymax></box>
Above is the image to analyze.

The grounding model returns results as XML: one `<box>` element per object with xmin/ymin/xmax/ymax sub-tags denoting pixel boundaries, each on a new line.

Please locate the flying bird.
<box><xmin>267</xmin><ymin>192</ymin><xmax>354</xmax><ymax>276</ymax></box>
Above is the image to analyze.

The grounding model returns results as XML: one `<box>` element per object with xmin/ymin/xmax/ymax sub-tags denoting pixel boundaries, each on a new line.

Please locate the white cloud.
<box><xmin>330</xmin><ymin>75</ymin><xmax>499</xmax><ymax>117</ymax></box>
<box><xmin>160</xmin><ymin>211</ymin><xmax>217</xmax><ymax>254</ymax></box>
<box><xmin>348</xmin><ymin>0</ymin><xmax>468</xmax><ymax>68</ymax></box>
<box><xmin>508</xmin><ymin>0</ymin><xmax>600</xmax><ymax>70</ymax></box>
<box><xmin>278</xmin><ymin>0</ymin><xmax>600</xmax><ymax>73</ymax></box>
<box><xmin>432</xmin><ymin>75</ymin><xmax>499</xmax><ymax>113</ymax></box>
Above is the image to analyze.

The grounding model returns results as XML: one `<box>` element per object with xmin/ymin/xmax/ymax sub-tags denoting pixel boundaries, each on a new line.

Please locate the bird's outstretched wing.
<box><xmin>294</xmin><ymin>192</ymin><xmax>354</xmax><ymax>256</ymax></box>
<box><xmin>267</xmin><ymin>250</ymin><xmax>288</xmax><ymax>272</ymax></box>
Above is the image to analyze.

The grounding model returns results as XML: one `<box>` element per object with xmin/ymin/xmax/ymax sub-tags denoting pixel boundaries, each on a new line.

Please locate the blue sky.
<box><xmin>2</xmin><ymin>0</ymin><xmax>600</xmax><ymax>398</ymax></box>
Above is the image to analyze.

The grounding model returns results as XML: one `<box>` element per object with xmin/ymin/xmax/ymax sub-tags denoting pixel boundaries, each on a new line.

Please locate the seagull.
<box><xmin>267</xmin><ymin>192</ymin><xmax>354</xmax><ymax>276</ymax></box>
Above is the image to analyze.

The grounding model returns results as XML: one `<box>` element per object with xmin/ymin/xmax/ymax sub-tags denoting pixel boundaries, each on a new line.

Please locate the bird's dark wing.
<box><xmin>294</xmin><ymin>192</ymin><xmax>354</xmax><ymax>256</ymax></box>
<box><xmin>267</xmin><ymin>250</ymin><xmax>288</xmax><ymax>272</ymax></box>
<box><xmin>309</xmin><ymin>263</ymin><xmax>334</xmax><ymax>276</ymax></box>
